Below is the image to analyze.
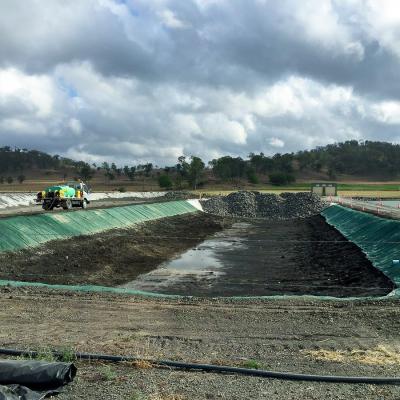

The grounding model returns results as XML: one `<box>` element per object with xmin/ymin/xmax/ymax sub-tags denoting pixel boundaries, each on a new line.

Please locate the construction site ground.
<box><xmin>0</xmin><ymin>288</ymin><xmax>400</xmax><ymax>399</ymax></box>
<box><xmin>0</xmin><ymin>212</ymin><xmax>392</xmax><ymax>296</ymax></box>
<box><xmin>0</xmin><ymin>204</ymin><xmax>399</xmax><ymax>399</ymax></box>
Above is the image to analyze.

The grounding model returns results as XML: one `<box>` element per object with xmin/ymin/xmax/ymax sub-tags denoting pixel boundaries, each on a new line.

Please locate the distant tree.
<box><xmin>272</xmin><ymin>153</ymin><xmax>294</xmax><ymax>173</ymax></box>
<box><xmin>6</xmin><ymin>176</ymin><xmax>13</xmax><ymax>184</ymax></box>
<box><xmin>158</xmin><ymin>174</ymin><xmax>173</xmax><ymax>189</ymax></box>
<box><xmin>144</xmin><ymin>163</ymin><xmax>153</xmax><ymax>177</ymax></box>
<box><xmin>17</xmin><ymin>175</ymin><xmax>26</xmax><ymax>184</ymax></box>
<box><xmin>105</xmin><ymin>171</ymin><xmax>115</xmax><ymax>181</ymax></box>
<box><xmin>187</xmin><ymin>156</ymin><xmax>205</xmax><ymax>189</ymax></box>
<box><xmin>246</xmin><ymin>167</ymin><xmax>259</xmax><ymax>184</ymax></box>
<box><xmin>327</xmin><ymin>168</ymin><xmax>337</xmax><ymax>180</ymax></box>
<box><xmin>269</xmin><ymin>172</ymin><xmax>295</xmax><ymax>186</ymax></box>
<box><xmin>123</xmin><ymin>166</ymin><xmax>136</xmax><ymax>181</ymax></box>
<box><xmin>0</xmin><ymin>177</ymin><xmax>4</xmax><ymax>184</ymax></box>
<box><xmin>249</xmin><ymin>152</ymin><xmax>274</xmax><ymax>174</ymax></box>
<box><xmin>211</xmin><ymin>156</ymin><xmax>246</xmax><ymax>183</ymax></box>
<box><xmin>78</xmin><ymin>163</ymin><xmax>94</xmax><ymax>181</ymax></box>
<box><xmin>174</xmin><ymin>173</ymin><xmax>184</xmax><ymax>190</ymax></box>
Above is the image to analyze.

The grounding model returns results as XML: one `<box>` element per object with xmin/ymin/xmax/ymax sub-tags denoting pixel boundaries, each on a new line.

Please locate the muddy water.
<box><xmin>121</xmin><ymin>216</ymin><xmax>394</xmax><ymax>297</ymax></box>
<box><xmin>120</xmin><ymin>223</ymin><xmax>248</xmax><ymax>292</ymax></box>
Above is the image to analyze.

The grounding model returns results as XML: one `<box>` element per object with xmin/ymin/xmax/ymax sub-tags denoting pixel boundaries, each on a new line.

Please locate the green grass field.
<box><xmin>1</xmin><ymin>179</ymin><xmax>399</xmax><ymax>198</ymax></box>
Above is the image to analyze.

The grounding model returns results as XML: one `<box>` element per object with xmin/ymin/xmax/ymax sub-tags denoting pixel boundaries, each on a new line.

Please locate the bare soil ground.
<box><xmin>148</xmin><ymin>215</ymin><xmax>393</xmax><ymax>297</ymax></box>
<box><xmin>0</xmin><ymin>288</ymin><xmax>399</xmax><ymax>399</ymax></box>
<box><xmin>0</xmin><ymin>210</ymin><xmax>398</xmax><ymax>398</ymax></box>
<box><xmin>0</xmin><ymin>213</ymin><xmax>227</xmax><ymax>286</ymax></box>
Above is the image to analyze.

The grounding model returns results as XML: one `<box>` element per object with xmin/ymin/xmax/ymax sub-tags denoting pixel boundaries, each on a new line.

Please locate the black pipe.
<box><xmin>0</xmin><ymin>348</ymin><xmax>398</xmax><ymax>384</ymax></box>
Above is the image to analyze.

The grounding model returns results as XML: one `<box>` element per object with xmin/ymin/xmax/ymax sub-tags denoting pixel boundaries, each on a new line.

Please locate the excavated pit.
<box><xmin>0</xmin><ymin>211</ymin><xmax>393</xmax><ymax>298</ymax></box>
<box><xmin>123</xmin><ymin>214</ymin><xmax>393</xmax><ymax>297</ymax></box>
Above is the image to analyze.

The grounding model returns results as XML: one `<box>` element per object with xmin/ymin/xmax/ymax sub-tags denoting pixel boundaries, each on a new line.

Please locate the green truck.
<box><xmin>36</xmin><ymin>181</ymin><xmax>91</xmax><ymax>210</ymax></box>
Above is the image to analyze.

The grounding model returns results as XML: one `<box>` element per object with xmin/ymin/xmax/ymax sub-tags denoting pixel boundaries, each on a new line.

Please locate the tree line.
<box><xmin>1</xmin><ymin>140</ymin><xmax>400</xmax><ymax>187</ymax></box>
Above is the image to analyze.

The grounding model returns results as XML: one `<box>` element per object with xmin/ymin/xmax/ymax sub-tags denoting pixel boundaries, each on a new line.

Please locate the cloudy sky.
<box><xmin>1</xmin><ymin>0</ymin><xmax>400</xmax><ymax>166</ymax></box>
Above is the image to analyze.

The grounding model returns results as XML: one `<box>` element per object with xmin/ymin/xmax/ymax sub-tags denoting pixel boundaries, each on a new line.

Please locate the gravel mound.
<box><xmin>164</xmin><ymin>191</ymin><xmax>198</xmax><ymax>200</ymax></box>
<box><xmin>201</xmin><ymin>191</ymin><xmax>327</xmax><ymax>220</ymax></box>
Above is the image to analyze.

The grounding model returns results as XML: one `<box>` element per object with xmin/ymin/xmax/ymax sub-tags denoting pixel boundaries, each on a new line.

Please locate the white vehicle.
<box><xmin>36</xmin><ymin>181</ymin><xmax>91</xmax><ymax>211</ymax></box>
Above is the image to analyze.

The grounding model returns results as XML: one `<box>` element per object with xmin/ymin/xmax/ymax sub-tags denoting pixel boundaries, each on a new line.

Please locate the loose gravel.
<box><xmin>201</xmin><ymin>191</ymin><xmax>327</xmax><ymax>219</ymax></box>
<box><xmin>164</xmin><ymin>190</ymin><xmax>199</xmax><ymax>200</ymax></box>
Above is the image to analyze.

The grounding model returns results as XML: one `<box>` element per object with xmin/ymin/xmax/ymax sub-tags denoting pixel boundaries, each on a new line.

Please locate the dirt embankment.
<box><xmin>0</xmin><ymin>213</ymin><xmax>229</xmax><ymax>286</ymax></box>
<box><xmin>0</xmin><ymin>212</ymin><xmax>393</xmax><ymax>297</ymax></box>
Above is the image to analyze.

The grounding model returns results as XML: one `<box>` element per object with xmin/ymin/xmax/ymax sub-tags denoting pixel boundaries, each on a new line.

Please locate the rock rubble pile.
<box><xmin>201</xmin><ymin>191</ymin><xmax>327</xmax><ymax>219</ymax></box>
<box><xmin>164</xmin><ymin>191</ymin><xmax>199</xmax><ymax>200</ymax></box>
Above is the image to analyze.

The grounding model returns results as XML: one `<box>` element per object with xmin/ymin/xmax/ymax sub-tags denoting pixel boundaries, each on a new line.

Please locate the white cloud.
<box><xmin>269</xmin><ymin>138</ymin><xmax>285</xmax><ymax>148</ymax></box>
<box><xmin>362</xmin><ymin>0</ymin><xmax>400</xmax><ymax>58</ymax></box>
<box><xmin>68</xmin><ymin>118</ymin><xmax>82</xmax><ymax>135</ymax></box>
<box><xmin>200</xmin><ymin>113</ymin><xmax>247</xmax><ymax>145</ymax></box>
<box><xmin>0</xmin><ymin>0</ymin><xmax>400</xmax><ymax>165</ymax></box>
<box><xmin>372</xmin><ymin>101</ymin><xmax>400</xmax><ymax>124</ymax></box>
<box><xmin>158</xmin><ymin>9</ymin><xmax>188</xmax><ymax>29</ymax></box>
<box><xmin>0</xmin><ymin>68</ymin><xmax>55</xmax><ymax>117</ymax></box>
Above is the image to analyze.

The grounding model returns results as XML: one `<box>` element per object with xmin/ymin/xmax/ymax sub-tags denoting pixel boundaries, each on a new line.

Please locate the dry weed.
<box><xmin>302</xmin><ymin>345</ymin><xmax>400</xmax><ymax>365</ymax></box>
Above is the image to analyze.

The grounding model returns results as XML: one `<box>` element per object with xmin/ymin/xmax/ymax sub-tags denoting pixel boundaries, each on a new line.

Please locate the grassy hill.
<box><xmin>0</xmin><ymin>142</ymin><xmax>399</xmax><ymax>196</ymax></box>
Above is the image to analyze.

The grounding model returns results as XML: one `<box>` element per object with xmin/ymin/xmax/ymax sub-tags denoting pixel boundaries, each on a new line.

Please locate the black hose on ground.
<box><xmin>0</xmin><ymin>348</ymin><xmax>398</xmax><ymax>384</ymax></box>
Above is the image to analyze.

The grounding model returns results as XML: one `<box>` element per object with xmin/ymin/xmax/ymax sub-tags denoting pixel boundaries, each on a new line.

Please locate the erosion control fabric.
<box><xmin>0</xmin><ymin>360</ymin><xmax>76</xmax><ymax>399</ymax></box>
<box><xmin>322</xmin><ymin>205</ymin><xmax>400</xmax><ymax>293</ymax></box>
<box><xmin>0</xmin><ymin>200</ymin><xmax>198</xmax><ymax>252</ymax></box>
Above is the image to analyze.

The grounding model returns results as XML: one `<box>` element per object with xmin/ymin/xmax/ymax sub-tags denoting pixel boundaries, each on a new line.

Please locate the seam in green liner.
<box><xmin>0</xmin><ymin>200</ymin><xmax>198</xmax><ymax>252</ymax></box>
<box><xmin>322</xmin><ymin>205</ymin><xmax>400</xmax><ymax>291</ymax></box>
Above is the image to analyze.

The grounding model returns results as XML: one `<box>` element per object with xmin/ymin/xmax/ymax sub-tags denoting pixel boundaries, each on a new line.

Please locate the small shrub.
<box><xmin>100</xmin><ymin>365</ymin><xmax>118</xmax><ymax>381</ymax></box>
<box><xmin>36</xmin><ymin>347</ymin><xmax>57</xmax><ymax>362</ymax></box>
<box><xmin>243</xmin><ymin>359</ymin><xmax>263</xmax><ymax>370</ymax></box>
<box><xmin>158</xmin><ymin>174</ymin><xmax>173</xmax><ymax>189</ymax></box>
<box><xmin>246</xmin><ymin>169</ymin><xmax>259</xmax><ymax>184</ymax></box>
<box><xmin>118</xmin><ymin>186</ymin><xmax>126</xmax><ymax>193</ymax></box>
<box><xmin>59</xmin><ymin>347</ymin><xmax>76</xmax><ymax>362</ymax></box>
<box><xmin>269</xmin><ymin>172</ymin><xmax>295</xmax><ymax>186</ymax></box>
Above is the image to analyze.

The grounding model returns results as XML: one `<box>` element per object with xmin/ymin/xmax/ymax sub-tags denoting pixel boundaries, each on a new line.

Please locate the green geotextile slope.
<box><xmin>0</xmin><ymin>200</ymin><xmax>197</xmax><ymax>252</ymax></box>
<box><xmin>322</xmin><ymin>205</ymin><xmax>400</xmax><ymax>291</ymax></box>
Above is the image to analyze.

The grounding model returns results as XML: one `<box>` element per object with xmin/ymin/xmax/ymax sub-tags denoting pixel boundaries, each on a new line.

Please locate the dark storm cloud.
<box><xmin>0</xmin><ymin>0</ymin><xmax>400</xmax><ymax>165</ymax></box>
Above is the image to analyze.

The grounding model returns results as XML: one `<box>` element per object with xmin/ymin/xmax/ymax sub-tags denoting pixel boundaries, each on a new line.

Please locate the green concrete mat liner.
<box><xmin>1</xmin><ymin>202</ymin><xmax>399</xmax><ymax>301</ymax></box>
<box><xmin>322</xmin><ymin>205</ymin><xmax>400</xmax><ymax>295</ymax></box>
<box><xmin>0</xmin><ymin>200</ymin><xmax>198</xmax><ymax>252</ymax></box>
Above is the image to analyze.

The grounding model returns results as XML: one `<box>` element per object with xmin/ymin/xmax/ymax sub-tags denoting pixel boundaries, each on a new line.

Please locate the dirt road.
<box><xmin>0</xmin><ymin>197</ymin><xmax>153</xmax><ymax>218</ymax></box>
<box><xmin>0</xmin><ymin>287</ymin><xmax>400</xmax><ymax>399</ymax></box>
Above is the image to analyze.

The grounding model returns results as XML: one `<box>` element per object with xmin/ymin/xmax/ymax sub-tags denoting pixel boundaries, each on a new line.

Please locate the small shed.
<box><xmin>311</xmin><ymin>182</ymin><xmax>337</xmax><ymax>196</ymax></box>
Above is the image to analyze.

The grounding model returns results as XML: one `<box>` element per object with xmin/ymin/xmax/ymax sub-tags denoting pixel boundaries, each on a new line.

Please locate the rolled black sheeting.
<box><xmin>0</xmin><ymin>383</ymin><xmax>52</xmax><ymax>400</ymax></box>
<box><xmin>0</xmin><ymin>360</ymin><xmax>76</xmax><ymax>390</ymax></box>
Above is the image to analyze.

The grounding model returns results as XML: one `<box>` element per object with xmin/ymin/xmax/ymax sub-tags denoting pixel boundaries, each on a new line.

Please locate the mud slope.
<box><xmin>0</xmin><ymin>213</ymin><xmax>229</xmax><ymax>286</ymax></box>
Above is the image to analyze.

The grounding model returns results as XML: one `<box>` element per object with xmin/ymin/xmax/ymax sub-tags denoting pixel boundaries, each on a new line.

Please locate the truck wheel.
<box><xmin>81</xmin><ymin>199</ymin><xmax>88</xmax><ymax>209</ymax></box>
<box><xmin>63</xmin><ymin>199</ymin><xmax>73</xmax><ymax>210</ymax></box>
